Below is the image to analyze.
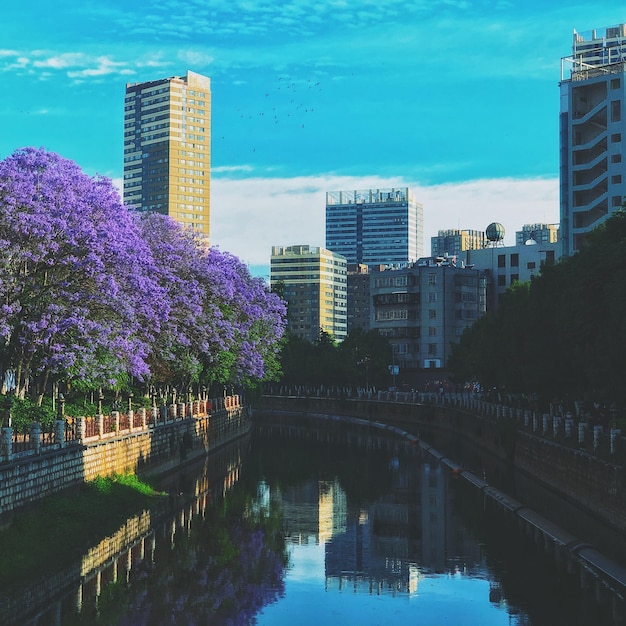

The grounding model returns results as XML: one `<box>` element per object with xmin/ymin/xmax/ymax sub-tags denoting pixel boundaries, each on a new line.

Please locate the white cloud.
<box><xmin>210</xmin><ymin>174</ymin><xmax>560</xmax><ymax>266</ymax></box>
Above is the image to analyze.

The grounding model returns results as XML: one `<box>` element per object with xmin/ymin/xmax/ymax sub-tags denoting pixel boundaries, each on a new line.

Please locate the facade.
<box><xmin>370</xmin><ymin>258</ymin><xmax>486</xmax><ymax>369</ymax></box>
<box><xmin>467</xmin><ymin>241</ymin><xmax>562</xmax><ymax>310</ymax></box>
<box><xmin>325</xmin><ymin>188</ymin><xmax>423</xmax><ymax>266</ymax></box>
<box><xmin>346</xmin><ymin>264</ymin><xmax>374</xmax><ymax>334</ymax></box>
<box><xmin>270</xmin><ymin>245</ymin><xmax>347</xmax><ymax>343</ymax></box>
<box><xmin>515</xmin><ymin>223</ymin><xmax>559</xmax><ymax>246</ymax></box>
<box><xmin>430</xmin><ymin>229</ymin><xmax>486</xmax><ymax>261</ymax></box>
<box><xmin>123</xmin><ymin>71</ymin><xmax>211</xmax><ymax>240</ymax></box>
<box><xmin>560</xmin><ymin>24</ymin><xmax>626</xmax><ymax>255</ymax></box>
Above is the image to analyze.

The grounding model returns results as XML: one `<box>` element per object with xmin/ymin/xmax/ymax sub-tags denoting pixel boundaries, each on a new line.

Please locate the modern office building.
<box><xmin>325</xmin><ymin>188</ymin><xmax>423</xmax><ymax>266</ymax></box>
<box><xmin>515</xmin><ymin>223</ymin><xmax>559</xmax><ymax>246</ymax></box>
<box><xmin>560</xmin><ymin>24</ymin><xmax>626</xmax><ymax>255</ymax></box>
<box><xmin>123</xmin><ymin>70</ymin><xmax>211</xmax><ymax>240</ymax></box>
<box><xmin>370</xmin><ymin>258</ymin><xmax>486</xmax><ymax>369</ymax></box>
<box><xmin>430</xmin><ymin>229</ymin><xmax>486</xmax><ymax>262</ymax></box>
<box><xmin>270</xmin><ymin>245</ymin><xmax>347</xmax><ymax>343</ymax></box>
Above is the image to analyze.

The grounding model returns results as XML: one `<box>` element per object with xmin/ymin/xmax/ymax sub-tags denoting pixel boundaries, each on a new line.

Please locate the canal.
<box><xmin>2</xmin><ymin>422</ymin><xmax>617</xmax><ymax>625</ymax></box>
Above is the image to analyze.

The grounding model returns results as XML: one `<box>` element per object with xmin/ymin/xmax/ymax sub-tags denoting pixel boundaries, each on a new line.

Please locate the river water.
<box><xmin>5</xmin><ymin>425</ymin><xmax>617</xmax><ymax>625</ymax></box>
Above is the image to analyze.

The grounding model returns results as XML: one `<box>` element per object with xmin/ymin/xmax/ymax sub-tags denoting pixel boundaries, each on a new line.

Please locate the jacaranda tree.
<box><xmin>0</xmin><ymin>147</ymin><xmax>167</xmax><ymax>402</ymax></box>
<box><xmin>0</xmin><ymin>148</ymin><xmax>287</xmax><ymax>404</ymax></box>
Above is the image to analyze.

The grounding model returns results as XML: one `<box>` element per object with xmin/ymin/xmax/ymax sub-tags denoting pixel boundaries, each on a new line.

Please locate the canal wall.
<box><xmin>0</xmin><ymin>399</ymin><xmax>249</xmax><ymax>521</ymax></box>
<box><xmin>257</xmin><ymin>394</ymin><xmax>626</xmax><ymax>535</ymax></box>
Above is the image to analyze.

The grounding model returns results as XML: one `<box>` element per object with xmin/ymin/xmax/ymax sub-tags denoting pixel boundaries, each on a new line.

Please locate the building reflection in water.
<box><xmin>261</xmin><ymin>455</ymin><xmax>488</xmax><ymax>602</ymax></box>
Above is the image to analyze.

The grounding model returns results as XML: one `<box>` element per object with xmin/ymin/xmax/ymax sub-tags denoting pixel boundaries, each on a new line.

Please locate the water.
<box><xmin>3</xmin><ymin>427</ymin><xmax>616</xmax><ymax>625</ymax></box>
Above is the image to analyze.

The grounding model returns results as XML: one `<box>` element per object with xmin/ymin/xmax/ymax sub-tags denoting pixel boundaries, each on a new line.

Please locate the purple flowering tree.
<box><xmin>138</xmin><ymin>214</ymin><xmax>287</xmax><ymax>389</ymax></box>
<box><xmin>0</xmin><ymin>148</ymin><xmax>167</xmax><ymax>402</ymax></box>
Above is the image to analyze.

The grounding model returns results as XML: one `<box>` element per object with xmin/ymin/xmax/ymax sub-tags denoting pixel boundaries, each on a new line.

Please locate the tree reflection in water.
<box><xmin>115</xmin><ymin>488</ymin><xmax>287</xmax><ymax>626</ymax></box>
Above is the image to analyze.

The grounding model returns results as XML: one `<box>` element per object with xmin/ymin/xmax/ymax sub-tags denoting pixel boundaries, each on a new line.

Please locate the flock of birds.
<box><xmin>220</xmin><ymin>75</ymin><xmax>324</xmax><ymax>152</ymax></box>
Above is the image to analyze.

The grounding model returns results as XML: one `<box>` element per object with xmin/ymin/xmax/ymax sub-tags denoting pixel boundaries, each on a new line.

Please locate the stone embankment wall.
<box><xmin>0</xmin><ymin>400</ymin><xmax>249</xmax><ymax>521</ymax></box>
<box><xmin>257</xmin><ymin>394</ymin><xmax>626</xmax><ymax>535</ymax></box>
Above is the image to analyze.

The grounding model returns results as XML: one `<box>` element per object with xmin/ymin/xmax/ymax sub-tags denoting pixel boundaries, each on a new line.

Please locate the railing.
<box><xmin>262</xmin><ymin>387</ymin><xmax>624</xmax><ymax>462</ymax></box>
<box><xmin>0</xmin><ymin>395</ymin><xmax>242</xmax><ymax>464</ymax></box>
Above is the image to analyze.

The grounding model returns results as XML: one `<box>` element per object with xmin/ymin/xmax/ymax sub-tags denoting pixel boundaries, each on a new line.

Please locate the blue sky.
<box><xmin>1</xmin><ymin>1</ymin><xmax>622</xmax><ymax>274</ymax></box>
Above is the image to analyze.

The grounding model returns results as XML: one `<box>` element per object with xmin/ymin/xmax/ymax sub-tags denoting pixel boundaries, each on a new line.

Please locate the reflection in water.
<box><xmin>2</xmin><ymin>427</ymin><xmax>617</xmax><ymax>625</ymax></box>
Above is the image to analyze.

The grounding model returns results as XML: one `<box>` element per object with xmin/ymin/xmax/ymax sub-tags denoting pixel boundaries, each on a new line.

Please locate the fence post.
<box><xmin>30</xmin><ymin>421</ymin><xmax>42</xmax><ymax>454</ymax></box>
<box><xmin>610</xmin><ymin>428</ymin><xmax>621</xmax><ymax>455</ymax></box>
<box><xmin>54</xmin><ymin>419</ymin><xmax>66</xmax><ymax>447</ymax></box>
<box><xmin>76</xmin><ymin>416</ymin><xmax>86</xmax><ymax>443</ymax></box>
<box><xmin>112</xmin><ymin>411</ymin><xmax>120</xmax><ymax>434</ymax></box>
<box><xmin>138</xmin><ymin>407</ymin><xmax>147</xmax><ymax>429</ymax></box>
<box><xmin>97</xmin><ymin>413</ymin><xmax>104</xmax><ymax>438</ymax></box>
<box><xmin>1</xmin><ymin>427</ymin><xmax>12</xmax><ymax>462</ymax></box>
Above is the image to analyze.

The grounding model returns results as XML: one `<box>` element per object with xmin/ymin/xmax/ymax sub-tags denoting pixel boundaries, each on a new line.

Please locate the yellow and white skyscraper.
<box><xmin>123</xmin><ymin>70</ymin><xmax>211</xmax><ymax>240</ymax></box>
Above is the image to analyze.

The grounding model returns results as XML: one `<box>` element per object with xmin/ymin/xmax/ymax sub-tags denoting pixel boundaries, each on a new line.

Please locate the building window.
<box><xmin>612</xmin><ymin>101</ymin><xmax>622</xmax><ymax>122</ymax></box>
<box><xmin>612</xmin><ymin>133</ymin><xmax>622</xmax><ymax>143</ymax></box>
<box><xmin>612</xmin><ymin>154</ymin><xmax>622</xmax><ymax>164</ymax></box>
<box><xmin>497</xmin><ymin>254</ymin><xmax>505</xmax><ymax>268</ymax></box>
<box><xmin>497</xmin><ymin>275</ymin><xmax>506</xmax><ymax>286</ymax></box>
<box><xmin>612</xmin><ymin>78</ymin><xmax>621</xmax><ymax>90</ymax></box>
<box><xmin>545</xmin><ymin>251</ymin><xmax>555</xmax><ymax>265</ymax></box>
<box><xmin>613</xmin><ymin>196</ymin><xmax>623</xmax><ymax>207</ymax></box>
<box><xmin>429</xmin><ymin>309</ymin><xmax>437</xmax><ymax>319</ymax></box>
<box><xmin>428</xmin><ymin>343</ymin><xmax>437</xmax><ymax>355</ymax></box>
<box><xmin>527</xmin><ymin>261</ymin><xmax>536</xmax><ymax>270</ymax></box>
<box><xmin>428</xmin><ymin>292</ymin><xmax>437</xmax><ymax>302</ymax></box>
<box><xmin>510</xmin><ymin>253</ymin><xmax>519</xmax><ymax>267</ymax></box>
<box><xmin>429</xmin><ymin>327</ymin><xmax>437</xmax><ymax>336</ymax></box>
<box><xmin>428</xmin><ymin>273</ymin><xmax>437</xmax><ymax>285</ymax></box>
<box><xmin>510</xmin><ymin>274</ymin><xmax>519</xmax><ymax>284</ymax></box>
<box><xmin>612</xmin><ymin>175</ymin><xmax>622</xmax><ymax>184</ymax></box>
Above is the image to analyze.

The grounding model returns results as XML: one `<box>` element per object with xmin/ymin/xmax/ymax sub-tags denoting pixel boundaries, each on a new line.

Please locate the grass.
<box><xmin>0</xmin><ymin>473</ymin><xmax>166</xmax><ymax>589</ymax></box>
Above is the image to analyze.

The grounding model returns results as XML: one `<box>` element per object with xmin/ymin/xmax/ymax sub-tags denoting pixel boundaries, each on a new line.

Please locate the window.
<box><xmin>428</xmin><ymin>292</ymin><xmax>437</xmax><ymax>302</ymax></box>
<box><xmin>497</xmin><ymin>275</ymin><xmax>506</xmax><ymax>286</ymax></box>
<box><xmin>612</xmin><ymin>154</ymin><xmax>622</xmax><ymax>164</ymax></box>
<box><xmin>428</xmin><ymin>327</ymin><xmax>437</xmax><ymax>336</ymax></box>
<box><xmin>428</xmin><ymin>343</ymin><xmax>437</xmax><ymax>355</ymax></box>
<box><xmin>497</xmin><ymin>254</ymin><xmax>505</xmax><ymax>268</ymax></box>
<box><xmin>429</xmin><ymin>309</ymin><xmax>437</xmax><ymax>319</ymax></box>
<box><xmin>510</xmin><ymin>253</ymin><xmax>519</xmax><ymax>267</ymax></box>
<box><xmin>612</xmin><ymin>175</ymin><xmax>622</xmax><ymax>184</ymax></box>
<box><xmin>428</xmin><ymin>273</ymin><xmax>437</xmax><ymax>285</ymax></box>
<box><xmin>613</xmin><ymin>196</ymin><xmax>623</xmax><ymax>207</ymax></box>
<box><xmin>545</xmin><ymin>250</ymin><xmax>555</xmax><ymax>265</ymax></box>
<box><xmin>510</xmin><ymin>274</ymin><xmax>519</xmax><ymax>283</ymax></box>
<box><xmin>527</xmin><ymin>261</ymin><xmax>536</xmax><ymax>270</ymax></box>
<box><xmin>612</xmin><ymin>100</ymin><xmax>622</xmax><ymax>122</ymax></box>
<box><xmin>612</xmin><ymin>78</ymin><xmax>621</xmax><ymax>90</ymax></box>
<box><xmin>612</xmin><ymin>133</ymin><xmax>622</xmax><ymax>143</ymax></box>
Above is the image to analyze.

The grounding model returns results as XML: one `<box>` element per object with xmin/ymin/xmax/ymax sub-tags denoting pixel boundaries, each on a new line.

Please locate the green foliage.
<box><xmin>9</xmin><ymin>397</ymin><xmax>55</xmax><ymax>432</ymax></box>
<box><xmin>449</xmin><ymin>210</ymin><xmax>626</xmax><ymax>404</ymax></box>
<box><xmin>0</xmin><ymin>474</ymin><xmax>164</xmax><ymax>589</ymax></box>
<box><xmin>278</xmin><ymin>328</ymin><xmax>392</xmax><ymax>388</ymax></box>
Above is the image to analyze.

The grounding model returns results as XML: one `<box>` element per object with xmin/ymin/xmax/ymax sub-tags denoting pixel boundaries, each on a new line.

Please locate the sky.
<box><xmin>1</xmin><ymin>1</ymin><xmax>622</xmax><ymax>277</ymax></box>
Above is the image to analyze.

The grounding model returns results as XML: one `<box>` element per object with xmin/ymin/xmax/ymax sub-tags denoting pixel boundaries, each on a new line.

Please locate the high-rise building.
<box><xmin>560</xmin><ymin>24</ymin><xmax>626</xmax><ymax>255</ymax></box>
<box><xmin>430</xmin><ymin>229</ymin><xmax>486</xmax><ymax>261</ymax></box>
<box><xmin>515</xmin><ymin>223</ymin><xmax>559</xmax><ymax>246</ymax></box>
<box><xmin>123</xmin><ymin>71</ymin><xmax>211</xmax><ymax>240</ymax></box>
<box><xmin>270</xmin><ymin>245</ymin><xmax>347</xmax><ymax>343</ymax></box>
<box><xmin>325</xmin><ymin>188</ymin><xmax>423</xmax><ymax>266</ymax></box>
